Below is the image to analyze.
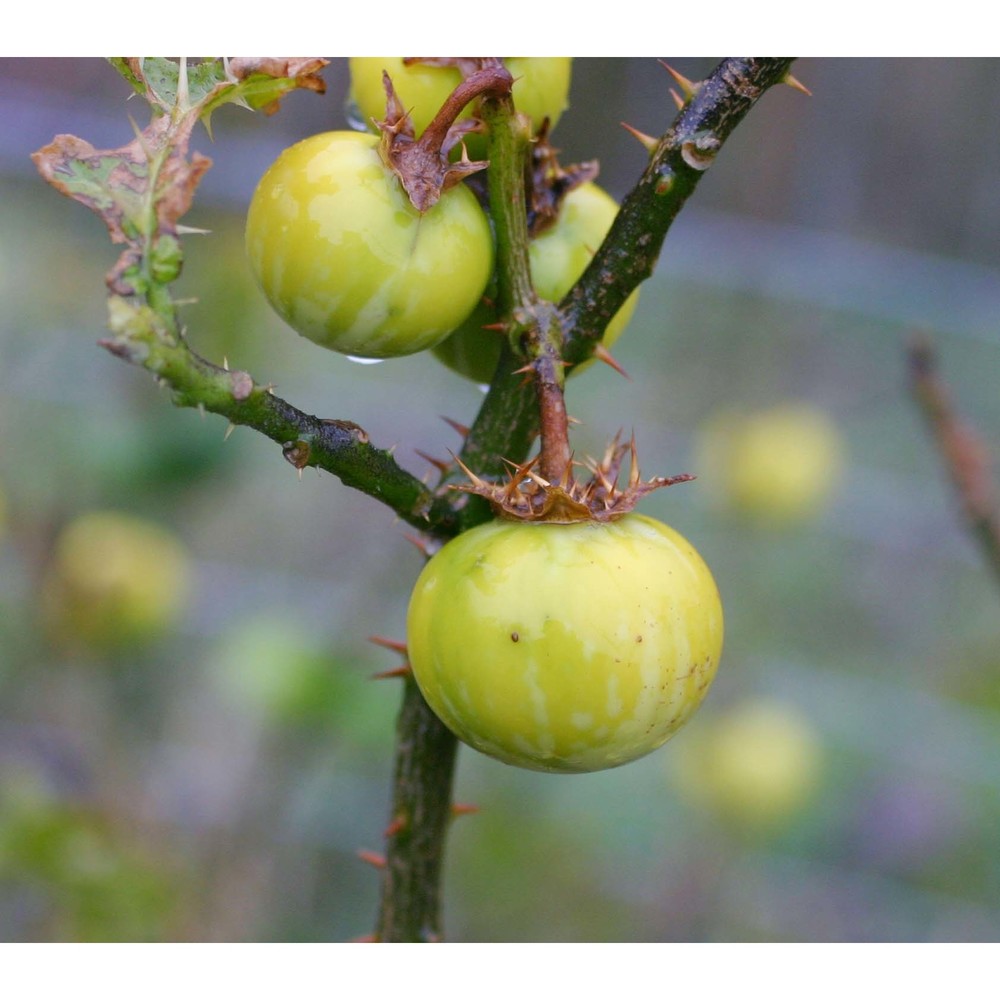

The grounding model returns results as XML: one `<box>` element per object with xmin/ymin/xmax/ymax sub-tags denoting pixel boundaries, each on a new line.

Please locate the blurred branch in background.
<box><xmin>908</xmin><ymin>336</ymin><xmax>1000</xmax><ymax>589</ymax></box>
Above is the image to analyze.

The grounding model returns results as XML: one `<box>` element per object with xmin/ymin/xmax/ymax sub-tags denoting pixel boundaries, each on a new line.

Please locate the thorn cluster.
<box><xmin>453</xmin><ymin>433</ymin><xmax>694</xmax><ymax>524</ymax></box>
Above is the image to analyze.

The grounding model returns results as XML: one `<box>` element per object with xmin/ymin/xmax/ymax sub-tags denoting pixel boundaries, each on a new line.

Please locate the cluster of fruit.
<box><xmin>244</xmin><ymin>58</ymin><xmax>725</xmax><ymax>775</ymax></box>
<box><xmin>245</xmin><ymin>58</ymin><xmax>635</xmax><ymax>377</ymax></box>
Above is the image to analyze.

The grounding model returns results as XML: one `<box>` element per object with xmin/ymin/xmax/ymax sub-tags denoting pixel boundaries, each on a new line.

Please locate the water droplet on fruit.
<box><xmin>344</xmin><ymin>99</ymin><xmax>370</xmax><ymax>133</ymax></box>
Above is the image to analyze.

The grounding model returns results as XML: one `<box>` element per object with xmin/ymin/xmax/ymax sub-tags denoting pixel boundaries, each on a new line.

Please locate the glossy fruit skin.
<box><xmin>433</xmin><ymin>183</ymin><xmax>640</xmax><ymax>383</ymax></box>
<box><xmin>406</xmin><ymin>514</ymin><xmax>723</xmax><ymax>773</ymax></box>
<box><xmin>696</xmin><ymin>403</ymin><xmax>845</xmax><ymax>523</ymax></box>
<box><xmin>349</xmin><ymin>58</ymin><xmax>572</xmax><ymax>159</ymax></box>
<box><xmin>41</xmin><ymin>511</ymin><xmax>190</xmax><ymax>652</ymax></box>
<box><xmin>245</xmin><ymin>131</ymin><xmax>493</xmax><ymax>359</ymax></box>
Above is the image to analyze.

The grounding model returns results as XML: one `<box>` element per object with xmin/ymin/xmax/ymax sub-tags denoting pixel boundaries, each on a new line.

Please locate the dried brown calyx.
<box><xmin>453</xmin><ymin>434</ymin><xmax>694</xmax><ymax>524</ymax></box>
<box><xmin>526</xmin><ymin>119</ymin><xmax>600</xmax><ymax>237</ymax></box>
<box><xmin>376</xmin><ymin>60</ymin><xmax>513</xmax><ymax>213</ymax></box>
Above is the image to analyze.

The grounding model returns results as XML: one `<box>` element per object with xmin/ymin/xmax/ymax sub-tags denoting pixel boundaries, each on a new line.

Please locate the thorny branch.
<box><xmin>34</xmin><ymin>57</ymin><xmax>798</xmax><ymax>942</ymax></box>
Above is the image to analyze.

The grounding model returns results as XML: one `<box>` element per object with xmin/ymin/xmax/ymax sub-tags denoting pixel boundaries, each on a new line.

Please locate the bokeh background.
<box><xmin>1</xmin><ymin>57</ymin><xmax>998</xmax><ymax>942</ymax></box>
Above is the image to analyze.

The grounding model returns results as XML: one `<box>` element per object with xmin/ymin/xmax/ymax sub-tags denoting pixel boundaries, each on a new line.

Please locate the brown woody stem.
<box><xmin>534</xmin><ymin>331</ymin><xmax>572</xmax><ymax>484</ymax></box>
<box><xmin>909</xmin><ymin>336</ymin><xmax>1000</xmax><ymax>589</ymax></box>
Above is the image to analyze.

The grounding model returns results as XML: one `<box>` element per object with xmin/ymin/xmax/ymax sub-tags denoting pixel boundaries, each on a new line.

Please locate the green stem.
<box><xmin>375</xmin><ymin>677</ymin><xmax>460</xmax><ymax>942</ymax></box>
<box><xmin>429</xmin><ymin>58</ymin><xmax>797</xmax><ymax>540</ymax></box>
<box><xmin>426</xmin><ymin>85</ymin><xmax>549</xmax><ymax>530</ymax></box>
<box><xmin>101</xmin><ymin>297</ymin><xmax>434</xmax><ymax>530</ymax></box>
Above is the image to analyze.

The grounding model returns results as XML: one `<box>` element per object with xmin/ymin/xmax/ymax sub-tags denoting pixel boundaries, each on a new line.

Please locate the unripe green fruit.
<box><xmin>407</xmin><ymin>514</ymin><xmax>723</xmax><ymax>773</ymax></box>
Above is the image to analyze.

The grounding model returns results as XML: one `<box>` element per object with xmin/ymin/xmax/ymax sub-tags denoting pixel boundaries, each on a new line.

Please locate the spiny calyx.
<box><xmin>376</xmin><ymin>61</ymin><xmax>513</xmax><ymax>212</ymax></box>
<box><xmin>453</xmin><ymin>434</ymin><xmax>694</xmax><ymax>524</ymax></box>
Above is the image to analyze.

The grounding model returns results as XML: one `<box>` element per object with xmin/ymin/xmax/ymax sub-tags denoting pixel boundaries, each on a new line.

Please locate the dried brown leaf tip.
<box><xmin>33</xmin><ymin>117</ymin><xmax>211</xmax><ymax>296</ymax></box>
<box><xmin>115</xmin><ymin>57</ymin><xmax>327</xmax><ymax>120</ymax></box>
<box><xmin>452</xmin><ymin>434</ymin><xmax>694</xmax><ymax>524</ymax></box>
<box><xmin>33</xmin><ymin>58</ymin><xmax>329</xmax><ymax>296</ymax></box>
<box><xmin>225</xmin><ymin>58</ymin><xmax>327</xmax><ymax>112</ymax></box>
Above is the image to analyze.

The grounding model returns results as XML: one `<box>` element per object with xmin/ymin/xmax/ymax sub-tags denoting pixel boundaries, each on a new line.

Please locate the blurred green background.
<box><xmin>1</xmin><ymin>58</ymin><xmax>998</xmax><ymax>942</ymax></box>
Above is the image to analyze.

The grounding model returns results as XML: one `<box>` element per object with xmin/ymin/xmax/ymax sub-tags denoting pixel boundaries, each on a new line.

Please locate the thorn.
<box><xmin>384</xmin><ymin>814</ymin><xmax>408</xmax><ymax>838</ymax></box>
<box><xmin>452</xmin><ymin>452</ymin><xmax>489</xmax><ymax>489</ymax></box>
<box><xmin>402</xmin><ymin>533</ymin><xmax>432</xmax><ymax>557</ymax></box>
<box><xmin>659</xmin><ymin>61</ymin><xmax>699</xmax><ymax>100</ymax></box>
<box><xmin>371</xmin><ymin>664</ymin><xmax>412</xmax><ymax>680</ymax></box>
<box><xmin>451</xmin><ymin>803</ymin><xmax>480</xmax><ymax>818</ymax></box>
<box><xmin>784</xmin><ymin>73</ymin><xmax>812</xmax><ymax>97</ymax></box>
<box><xmin>222</xmin><ymin>356</ymin><xmax>229</xmax><ymax>371</ymax></box>
<box><xmin>593</xmin><ymin>343</ymin><xmax>631</xmax><ymax>380</ymax></box>
<box><xmin>567</xmin><ymin>414</ymin><xmax>583</xmax><ymax>426</ymax></box>
<box><xmin>357</xmin><ymin>850</ymin><xmax>387</xmax><ymax>870</ymax></box>
<box><xmin>511</xmin><ymin>363</ymin><xmax>534</xmax><ymax>376</ymax></box>
<box><xmin>620</xmin><ymin>121</ymin><xmax>659</xmax><ymax>153</ymax></box>
<box><xmin>669</xmin><ymin>88</ymin><xmax>685</xmax><ymax>111</ymax></box>
<box><xmin>415</xmin><ymin>450</ymin><xmax>451</xmax><ymax>474</ymax></box>
<box><xmin>441</xmin><ymin>416</ymin><xmax>469</xmax><ymax>438</ymax></box>
<box><xmin>480</xmin><ymin>321</ymin><xmax>508</xmax><ymax>333</ymax></box>
<box><xmin>368</xmin><ymin>635</ymin><xmax>408</xmax><ymax>655</ymax></box>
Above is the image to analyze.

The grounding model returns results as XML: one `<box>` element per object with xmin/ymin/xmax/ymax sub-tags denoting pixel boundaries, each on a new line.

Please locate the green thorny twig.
<box><xmin>32</xmin><ymin>57</ymin><xmax>435</xmax><ymax>530</ymax></box>
<box><xmin>34</xmin><ymin>56</ymin><xmax>798</xmax><ymax>942</ymax></box>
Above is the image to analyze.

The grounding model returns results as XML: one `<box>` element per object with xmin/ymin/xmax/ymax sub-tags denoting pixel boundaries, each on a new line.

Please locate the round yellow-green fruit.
<box><xmin>245</xmin><ymin>130</ymin><xmax>493</xmax><ymax>359</ymax></box>
<box><xmin>406</xmin><ymin>514</ymin><xmax>723</xmax><ymax>773</ymax></box>
<box><xmin>41</xmin><ymin>511</ymin><xmax>191</xmax><ymax>652</ymax></box>
<box><xmin>696</xmin><ymin>403</ymin><xmax>845</xmax><ymax>523</ymax></box>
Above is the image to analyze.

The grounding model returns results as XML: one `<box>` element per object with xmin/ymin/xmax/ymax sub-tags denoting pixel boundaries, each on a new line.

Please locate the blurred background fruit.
<box><xmin>40</xmin><ymin>511</ymin><xmax>191</xmax><ymax>654</ymax></box>
<box><xmin>695</xmin><ymin>403</ymin><xmax>845</xmax><ymax>524</ymax></box>
<box><xmin>669</xmin><ymin>697</ymin><xmax>823</xmax><ymax>831</ymax></box>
